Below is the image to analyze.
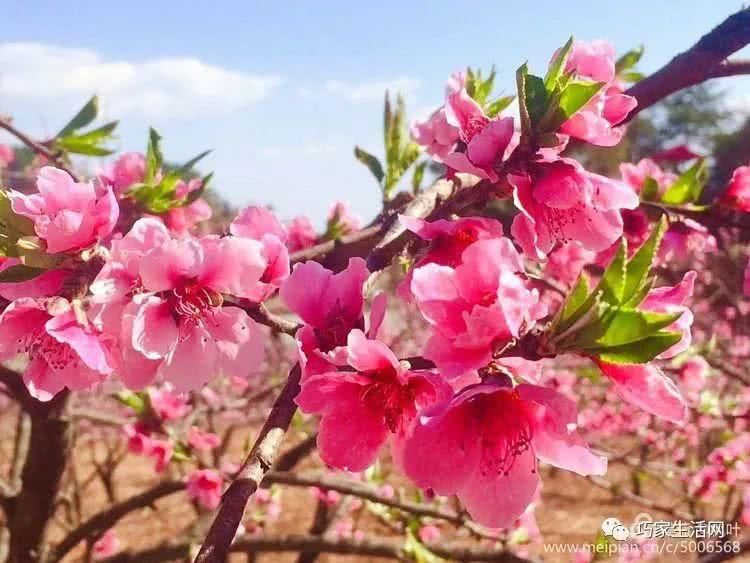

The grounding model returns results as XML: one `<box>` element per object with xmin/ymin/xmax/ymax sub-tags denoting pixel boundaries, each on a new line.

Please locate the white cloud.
<box><xmin>324</xmin><ymin>76</ymin><xmax>420</xmax><ymax>103</ymax></box>
<box><xmin>0</xmin><ymin>42</ymin><xmax>282</xmax><ymax>119</ymax></box>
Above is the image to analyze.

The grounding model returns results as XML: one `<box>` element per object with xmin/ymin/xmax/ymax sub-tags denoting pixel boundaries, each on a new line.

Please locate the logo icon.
<box><xmin>602</xmin><ymin>517</ymin><xmax>631</xmax><ymax>541</ymax></box>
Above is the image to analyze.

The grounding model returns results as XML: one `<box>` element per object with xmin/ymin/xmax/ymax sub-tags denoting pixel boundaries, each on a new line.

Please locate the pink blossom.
<box><xmin>619</xmin><ymin>158</ymin><xmax>677</xmax><ymax>194</ymax></box>
<box><xmin>296</xmin><ymin>329</ymin><xmax>449</xmax><ymax>471</ymax></box>
<box><xmin>309</xmin><ymin>487</ymin><xmax>341</xmax><ymax>507</ymax></box>
<box><xmin>286</xmin><ymin>215</ymin><xmax>317</xmax><ymax>251</ymax></box>
<box><xmin>8</xmin><ymin>167</ymin><xmax>119</xmax><ymax>253</ymax></box>
<box><xmin>411</xmin><ymin>238</ymin><xmax>546</xmax><ymax>377</ymax></box>
<box><xmin>442</xmin><ymin>89</ymin><xmax>514</xmax><ymax>181</ymax></box>
<box><xmin>595</xmin><ymin>361</ymin><xmax>688</xmax><ymax>423</ymax></box>
<box><xmin>230</xmin><ymin>206</ymin><xmax>290</xmax><ymax>301</ymax></box>
<box><xmin>327</xmin><ymin>202</ymin><xmax>361</xmax><ymax>234</ymax></box>
<box><xmin>411</xmin><ymin>108</ymin><xmax>460</xmax><ymax>162</ymax></box>
<box><xmin>397</xmin><ymin>378</ymin><xmax>606</xmax><ymax>528</ymax></box>
<box><xmin>92</xmin><ymin>530</ymin><xmax>120</xmax><ymax>560</ymax></box>
<box><xmin>510</xmin><ymin>158</ymin><xmax>639</xmax><ymax>259</ymax></box>
<box><xmin>99</xmin><ymin>152</ymin><xmax>146</xmax><ymax>197</ymax></box>
<box><xmin>745</xmin><ymin>258</ymin><xmax>750</xmax><ymax>296</ymax></box>
<box><xmin>640</xmin><ymin>271</ymin><xmax>696</xmax><ymax>359</ymax></box>
<box><xmin>563</xmin><ymin>40</ymin><xmax>616</xmax><ymax>83</ymax></box>
<box><xmin>280</xmin><ymin>257</ymin><xmax>369</xmax><ymax>377</ymax></box>
<box><xmin>558</xmin><ymin>41</ymin><xmax>637</xmax><ymax>146</ymax></box>
<box><xmin>130</xmin><ymin>235</ymin><xmax>267</xmax><ymax>390</ymax></box>
<box><xmin>678</xmin><ymin>356</ymin><xmax>708</xmax><ymax>397</ymax></box>
<box><xmin>186</xmin><ymin>469</ymin><xmax>223</xmax><ymax>510</ymax></box>
<box><xmin>188</xmin><ymin>426</ymin><xmax>221</xmax><ymax>450</ymax></box>
<box><xmin>0</xmin><ymin>298</ymin><xmax>113</xmax><ymax>400</ymax></box>
<box><xmin>651</xmin><ymin>144</ymin><xmax>702</xmax><ymax>163</ymax></box>
<box><xmin>163</xmin><ymin>179</ymin><xmax>212</xmax><ymax>236</ymax></box>
<box><xmin>0</xmin><ymin>258</ymin><xmax>69</xmax><ymax>301</ymax></box>
<box><xmin>89</xmin><ymin>218</ymin><xmax>171</xmax><ymax>336</ymax></box>
<box><xmin>418</xmin><ymin>525</ymin><xmax>441</xmax><ymax>543</ymax></box>
<box><xmin>0</xmin><ymin>144</ymin><xmax>14</xmax><ymax>167</ymax></box>
<box><xmin>544</xmin><ymin>243</ymin><xmax>595</xmax><ymax>287</ymax></box>
<box><xmin>720</xmin><ymin>164</ymin><xmax>750</xmax><ymax>212</ymax></box>
<box><xmin>149</xmin><ymin>388</ymin><xmax>190</xmax><ymax>420</ymax></box>
<box><xmin>148</xmin><ymin>439</ymin><xmax>173</xmax><ymax>472</ymax></box>
<box><xmin>399</xmin><ymin>215</ymin><xmax>505</xmax><ymax>299</ymax></box>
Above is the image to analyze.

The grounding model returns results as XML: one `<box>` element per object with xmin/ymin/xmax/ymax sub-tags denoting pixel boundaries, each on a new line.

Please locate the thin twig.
<box><xmin>0</xmin><ymin>118</ymin><xmax>79</xmax><ymax>181</ymax></box>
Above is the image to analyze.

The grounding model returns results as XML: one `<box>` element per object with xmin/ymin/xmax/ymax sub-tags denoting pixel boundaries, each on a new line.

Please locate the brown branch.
<box><xmin>102</xmin><ymin>534</ymin><xmax>530</xmax><ymax>563</ymax></box>
<box><xmin>193</xmin><ymin>363</ymin><xmax>302</xmax><ymax>563</ymax></box>
<box><xmin>624</xmin><ymin>7</ymin><xmax>750</xmax><ymax>120</ymax></box>
<box><xmin>46</xmin><ymin>480</ymin><xmax>186</xmax><ymax>563</ymax></box>
<box><xmin>0</xmin><ymin>118</ymin><xmax>79</xmax><ymax>181</ymax></box>
<box><xmin>265</xmin><ymin>471</ymin><xmax>466</xmax><ymax>525</ymax></box>
<box><xmin>233</xmin><ymin>301</ymin><xmax>300</xmax><ymax>336</ymax></box>
<box><xmin>289</xmin><ymin>225</ymin><xmax>383</xmax><ymax>264</ymax></box>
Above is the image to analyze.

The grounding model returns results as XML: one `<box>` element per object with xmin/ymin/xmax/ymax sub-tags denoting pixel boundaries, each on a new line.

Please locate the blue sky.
<box><xmin>1</xmin><ymin>1</ymin><xmax>748</xmax><ymax>227</ymax></box>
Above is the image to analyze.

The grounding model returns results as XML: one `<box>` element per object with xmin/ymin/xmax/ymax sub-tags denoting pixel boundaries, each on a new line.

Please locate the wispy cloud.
<box><xmin>0</xmin><ymin>42</ymin><xmax>282</xmax><ymax>119</ymax></box>
<box><xmin>323</xmin><ymin>77</ymin><xmax>420</xmax><ymax>103</ymax></box>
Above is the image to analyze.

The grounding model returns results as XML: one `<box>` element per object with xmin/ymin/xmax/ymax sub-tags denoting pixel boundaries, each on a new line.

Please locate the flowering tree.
<box><xmin>2</xmin><ymin>8</ymin><xmax>750</xmax><ymax>563</ymax></box>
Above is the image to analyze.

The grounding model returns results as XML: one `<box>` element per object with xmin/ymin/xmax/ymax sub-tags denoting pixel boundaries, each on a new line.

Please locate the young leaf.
<box><xmin>640</xmin><ymin>177</ymin><xmax>660</xmax><ymax>201</ymax></box>
<box><xmin>144</xmin><ymin>128</ymin><xmax>163</xmax><ymax>184</ymax></box>
<box><xmin>55</xmin><ymin>137</ymin><xmax>113</xmax><ymax>156</ymax></box>
<box><xmin>485</xmin><ymin>95</ymin><xmax>516</xmax><ymax>118</ymax></box>
<box><xmin>573</xmin><ymin>307</ymin><xmax>682</xmax><ymax>349</ymax></box>
<box><xmin>593</xmin><ymin>332</ymin><xmax>682</xmax><ymax>364</ymax></box>
<box><xmin>599</xmin><ymin>239</ymin><xmax>627</xmax><ymax>304</ymax></box>
<box><xmin>615</xmin><ymin>46</ymin><xmax>644</xmax><ymax>74</ymax></box>
<box><xmin>544</xmin><ymin>80</ymin><xmax>603</xmax><ymax>131</ymax></box>
<box><xmin>354</xmin><ymin>146</ymin><xmax>384</xmax><ymax>184</ymax></box>
<box><xmin>661</xmin><ymin>159</ymin><xmax>707</xmax><ymax>205</ymax></box>
<box><xmin>622</xmin><ymin>215</ymin><xmax>668</xmax><ymax>304</ymax></box>
<box><xmin>177</xmin><ymin>149</ymin><xmax>212</xmax><ymax>176</ymax></box>
<box><xmin>56</xmin><ymin>95</ymin><xmax>99</xmax><ymax>138</ymax></box>
<box><xmin>556</xmin><ymin>274</ymin><xmax>590</xmax><ymax>326</ymax></box>
<box><xmin>516</xmin><ymin>63</ymin><xmax>533</xmax><ymax>139</ymax></box>
<box><xmin>545</xmin><ymin>36</ymin><xmax>574</xmax><ymax>89</ymax></box>
<box><xmin>412</xmin><ymin>160</ymin><xmax>427</xmax><ymax>193</ymax></box>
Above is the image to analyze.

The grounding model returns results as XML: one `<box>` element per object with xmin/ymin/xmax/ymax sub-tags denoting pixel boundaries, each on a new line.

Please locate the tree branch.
<box><xmin>193</xmin><ymin>363</ymin><xmax>302</xmax><ymax>563</ymax></box>
<box><xmin>0</xmin><ymin>118</ymin><xmax>79</xmax><ymax>181</ymax></box>
<box><xmin>46</xmin><ymin>481</ymin><xmax>186</xmax><ymax>563</ymax></box>
<box><xmin>624</xmin><ymin>7</ymin><xmax>750</xmax><ymax>120</ymax></box>
<box><xmin>103</xmin><ymin>534</ymin><xmax>531</xmax><ymax>563</ymax></box>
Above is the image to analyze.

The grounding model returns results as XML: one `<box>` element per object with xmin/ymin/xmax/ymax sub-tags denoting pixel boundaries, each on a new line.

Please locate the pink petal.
<box><xmin>457</xmin><ymin>447</ymin><xmax>539</xmax><ymax>529</ymax></box>
<box><xmin>346</xmin><ymin>329</ymin><xmax>400</xmax><ymax>374</ymax></box>
<box><xmin>199</xmin><ymin>236</ymin><xmax>266</xmax><ymax>298</ymax></box>
<box><xmin>596</xmin><ymin>361</ymin><xmax>688</xmax><ymax>424</ymax></box>
<box><xmin>132</xmin><ymin>297</ymin><xmax>179</xmax><ymax>359</ymax></box>
<box><xmin>139</xmin><ymin>238</ymin><xmax>203</xmax><ymax>291</ymax></box>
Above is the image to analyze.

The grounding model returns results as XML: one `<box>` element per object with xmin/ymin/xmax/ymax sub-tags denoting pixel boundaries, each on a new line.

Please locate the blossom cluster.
<box><xmin>4</xmin><ymin>35</ymin><xmax>750</xmax><ymax>541</ymax></box>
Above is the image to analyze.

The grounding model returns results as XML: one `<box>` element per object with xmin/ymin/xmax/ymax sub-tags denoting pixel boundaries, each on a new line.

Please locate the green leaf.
<box><xmin>516</xmin><ymin>64</ymin><xmax>532</xmax><ymax>139</ymax></box>
<box><xmin>600</xmin><ymin>239</ymin><xmax>627</xmax><ymax>304</ymax></box>
<box><xmin>573</xmin><ymin>307</ymin><xmax>682</xmax><ymax>349</ymax></box>
<box><xmin>615</xmin><ymin>46</ymin><xmax>644</xmax><ymax>74</ymax></box>
<box><xmin>383</xmin><ymin>92</ymin><xmax>393</xmax><ymax>148</ymax></box>
<box><xmin>661</xmin><ymin>159</ymin><xmax>707</xmax><ymax>205</ymax></box>
<box><xmin>593</xmin><ymin>332</ymin><xmax>682</xmax><ymax>364</ymax></box>
<box><xmin>485</xmin><ymin>95</ymin><xmax>516</xmax><ymax>118</ymax></box>
<box><xmin>0</xmin><ymin>264</ymin><xmax>46</xmax><ymax>283</ymax></box>
<box><xmin>354</xmin><ymin>146</ymin><xmax>384</xmax><ymax>184</ymax></box>
<box><xmin>177</xmin><ymin>149</ymin><xmax>212</xmax><ymax>176</ymax></box>
<box><xmin>55</xmin><ymin>137</ymin><xmax>113</xmax><ymax>156</ymax></box>
<box><xmin>115</xmin><ymin>390</ymin><xmax>147</xmax><ymax>415</ymax></box>
<box><xmin>640</xmin><ymin>177</ymin><xmax>660</xmax><ymax>201</ymax></box>
<box><xmin>525</xmin><ymin>74</ymin><xmax>549</xmax><ymax>127</ymax></box>
<box><xmin>544</xmin><ymin>80</ymin><xmax>604</xmax><ymax>131</ymax></box>
<box><xmin>57</xmin><ymin>96</ymin><xmax>99</xmax><ymax>138</ymax></box>
<box><xmin>623</xmin><ymin>215</ymin><xmax>668</xmax><ymax>304</ymax></box>
<box><xmin>619</xmin><ymin>70</ymin><xmax>645</xmax><ymax>83</ymax></box>
<box><xmin>412</xmin><ymin>161</ymin><xmax>427</xmax><ymax>193</ymax></box>
<box><xmin>557</xmin><ymin>274</ymin><xmax>590</xmax><ymax>326</ymax></box>
<box><xmin>545</xmin><ymin>36</ymin><xmax>574</xmax><ymax>89</ymax></box>
<box><xmin>144</xmin><ymin>128</ymin><xmax>163</xmax><ymax>184</ymax></box>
